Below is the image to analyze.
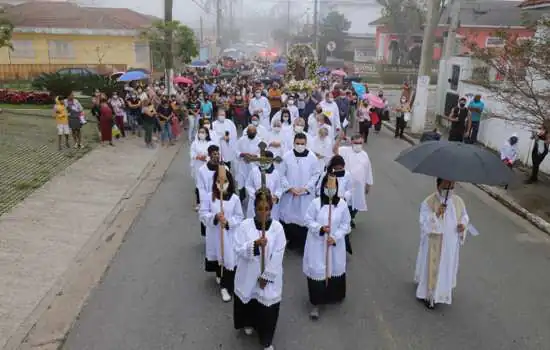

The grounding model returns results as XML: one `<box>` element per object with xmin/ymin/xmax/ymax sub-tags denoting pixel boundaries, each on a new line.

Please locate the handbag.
<box><xmin>403</xmin><ymin>112</ymin><xmax>411</xmax><ymax>122</ymax></box>
<box><xmin>79</xmin><ymin>112</ymin><xmax>87</xmax><ymax>125</ymax></box>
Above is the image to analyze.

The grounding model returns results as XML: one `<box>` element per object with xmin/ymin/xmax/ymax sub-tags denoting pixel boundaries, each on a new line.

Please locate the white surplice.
<box><xmin>315</xmin><ymin>171</ymin><xmax>352</xmax><ymax>203</ymax></box>
<box><xmin>303</xmin><ymin>198</ymin><xmax>351</xmax><ymax>280</ymax></box>
<box><xmin>196</xmin><ymin>163</ymin><xmax>216</xmax><ymax>202</ymax></box>
<box><xmin>265</xmin><ymin>129</ymin><xmax>290</xmax><ymax>160</ymax></box>
<box><xmin>245</xmin><ymin>167</ymin><xmax>283</xmax><ymax>220</ymax></box>
<box><xmin>234</xmin><ymin>218</ymin><xmax>287</xmax><ymax>306</ymax></box>
<box><xmin>319</xmin><ymin>100</ymin><xmax>341</xmax><ymax>132</ymax></box>
<box><xmin>200</xmin><ymin>193</ymin><xmax>244</xmax><ymax>270</ymax></box>
<box><xmin>190</xmin><ymin>139</ymin><xmax>215</xmax><ymax>180</ymax></box>
<box><xmin>248</xmin><ymin>96</ymin><xmax>271</xmax><ymax>130</ymax></box>
<box><xmin>279</xmin><ymin>149</ymin><xmax>321</xmax><ymax>226</ymax></box>
<box><xmin>236</xmin><ymin>135</ymin><xmax>262</xmax><ymax>189</ymax></box>
<box><xmin>212</xmin><ymin>119</ymin><xmax>238</xmax><ymax>163</ymax></box>
<box><xmin>310</xmin><ymin>135</ymin><xmax>334</xmax><ymax>170</ymax></box>
<box><xmin>243</xmin><ymin>124</ymin><xmax>269</xmax><ymax>141</ymax></box>
<box><xmin>414</xmin><ymin>193</ymin><xmax>469</xmax><ymax>305</ymax></box>
<box><xmin>339</xmin><ymin>146</ymin><xmax>373</xmax><ymax>211</ymax></box>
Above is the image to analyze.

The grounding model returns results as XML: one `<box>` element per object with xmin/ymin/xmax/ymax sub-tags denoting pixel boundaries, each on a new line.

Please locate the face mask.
<box><xmin>294</xmin><ymin>144</ymin><xmax>306</xmax><ymax>153</ymax></box>
<box><xmin>204</xmin><ymin>124</ymin><xmax>211</xmax><ymax>129</ymax></box>
<box><xmin>259</xmin><ymin>162</ymin><xmax>272</xmax><ymax>172</ymax></box>
<box><xmin>440</xmin><ymin>189</ymin><xmax>454</xmax><ymax>198</ymax></box>
<box><xmin>401</xmin><ymin>99</ymin><xmax>406</xmax><ymax>103</ymax></box>
<box><xmin>216</xmin><ymin>182</ymin><xmax>229</xmax><ymax>192</ymax></box>
<box><xmin>255</xmin><ymin>93</ymin><xmax>261</xmax><ymax>98</ymax></box>
<box><xmin>273</xmin><ymin>127</ymin><xmax>281</xmax><ymax>133</ymax></box>
<box><xmin>248</xmin><ymin>132</ymin><xmax>257</xmax><ymax>139</ymax></box>
<box><xmin>218</xmin><ymin>115</ymin><xmax>226</xmax><ymax>122</ymax></box>
<box><xmin>316</xmin><ymin>109</ymin><xmax>323</xmax><ymax>114</ymax></box>
<box><xmin>282</xmin><ymin>115</ymin><xmax>289</xmax><ymax>121</ymax></box>
<box><xmin>324</xmin><ymin>188</ymin><xmax>337</xmax><ymax>198</ymax></box>
<box><xmin>332</xmin><ymin>169</ymin><xmax>345</xmax><ymax>177</ymax></box>
<box><xmin>352</xmin><ymin>144</ymin><xmax>363</xmax><ymax>153</ymax></box>
<box><xmin>294</xmin><ymin>126</ymin><xmax>304</xmax><ymax>133</ymax></box>
<box><xmin>288</xmin><ymin>100</ymin><xmax>294</xmax><ymax>105</ymax></box>
<box><xmin>459</xmin><ymin>103</ymin><xmax>466</xmax><ymax>108</ymax></box>
<box><xmin>198</xmin><ymin>133</ymin><xmax>206</xmax><ymax>140</ymax></box>
<box><xmin>252</xmin><ymin>120</ymin><xmax>259</xmax><ymax>126</ymax></box>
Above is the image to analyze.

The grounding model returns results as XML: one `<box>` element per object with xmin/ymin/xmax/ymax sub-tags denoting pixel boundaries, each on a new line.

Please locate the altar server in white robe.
<box><xmin>285</xmin><ymin>96</ymin><xmax>300</xmax><ymax>123</ymax></box>
<box><xmin>334</xmin><ymin>134</ymin><xmax>373</xmax><ymax>229</ymax></box>
<box><xmin>307</xmin><ymin>106</ymin><xmax>331</xmax><ymax>139</ymax></box>
<box><xmin>212</xmin><ymin>109</ymin><xmax>238</xmax><ymax>168</ymax></box>
<box><xmin>248</xmin><ymin>88</ymin><xmax>271</xmax><ymax>130</ymax></box>
<box><xmin>319</xmin><ymin>91</ymin><xmax>341</xmax><ymax>134</ymax></box>
<box><xmin>245</xmin><ymin>151</ymin><xmax>283</xmax><ymax>220</ymax></box>
<box><xmin>196</xmin><ymin>118</ymin><xmax>220</xmax><ymax>146</ymax></box>
<box><xmin>248</xmin><ymin>114</ymin><xmax>269</xmax><ymax>140</ymax></box>
<box><xmin>200</xmin><ymin>168</ymin><xmax>244</xmax><ymax>302</ymax></box>
<box><xmin>279</xmin><ymin>133</ymin><xmax>321</xmax><ymax>252</ymax></box>
<box><xmin>270</xmin><ymin>108</ymin><xmax>293</xmax><ymax>133</ymax></box>
<box><xmin>197</xmin><ymin>145</ymin><xmax>221</xmax><ymax>236</ymax></box>
<box><xmin>233</xmin><ymin>188</ymin><xmax>286</xmax><ymax>350</ymax></box>
<box><xmin>310</xmin><ymin>127</ymin><xmax>334</xmax><ymax>171</ymax></box>
<box><xmin>283</xmin><ymin>117</ymin><xmax>307</xmax><ymax>149</ymax></box>
<box><xmin>237</xmin><ymin>125</ymin><xmax>263</xmax><ymax>201</ymax></box>
<box><xmin>266</xmin><ymin>120</ymin><xmax>289</xmax><ymax>165</ymax></box>
<box><xmin>191</xmin><ymin>127</ymin><xmax>215</xmax><ymax>209</ymax></box>
<box><xmin>304</xmin><ymin>174</ymin><xmax>351</xmax><ymax>319</ymax></box>
<box><xmin>414</xmin><ymin>178</ymin><xmax>470</xmax><ymax>309</ymax></box>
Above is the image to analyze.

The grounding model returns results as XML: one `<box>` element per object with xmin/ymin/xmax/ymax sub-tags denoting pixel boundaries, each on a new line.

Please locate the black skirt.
<box><xmin>234</xmin><ymin>296</ymin><xmax>280</xmax><ymax>348</ymax></box>
<box><xmin>204</xmin><ymin>258</ymin><xmax>235</xmax><ymax>292</ymax></box>
<box><xmin>307</xmin><ymin>274</ymin><xmax>346</xmax><ymax>306</ymax></box>
<box><xmin>281</xmin><ymin>222</ymin><xmax>307</xmax><ymax>253</ymax></box>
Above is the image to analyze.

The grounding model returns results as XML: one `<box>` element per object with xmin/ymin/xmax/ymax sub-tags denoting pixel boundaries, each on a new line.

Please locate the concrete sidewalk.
<box><xmin>0</xmin><ymin>138</ymin><xmax>178</xmax><ymax>349</ymax></box>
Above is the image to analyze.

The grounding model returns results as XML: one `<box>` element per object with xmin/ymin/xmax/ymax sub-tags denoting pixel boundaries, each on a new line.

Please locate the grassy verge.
<box><xmin>0</xmin><ymin>103</ymin><xmax>52</xmax><ymax>110</ymax></box>
<box><xmin>0</xmin><ymin>112</ymin><xmax>99</xmax><ymax>215</ymax></box>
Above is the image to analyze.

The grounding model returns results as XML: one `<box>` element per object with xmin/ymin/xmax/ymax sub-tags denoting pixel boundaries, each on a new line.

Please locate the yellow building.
<box><xmin>0</xmin><ymin>2</ymin><xmax>156</xmax><ymax>80</ymax></box>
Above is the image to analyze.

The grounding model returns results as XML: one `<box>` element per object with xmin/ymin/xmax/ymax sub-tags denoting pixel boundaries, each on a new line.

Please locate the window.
<box><xmin>134</xmin><ymin>42</ymin><xmax>149</xmax><ymax>64</ymax></box>
<box><xmin>485</xmin><ymin>37</ymin><xmax>505</xmax><ymax>47</ymax></box>
<box><xmin>450</xmin><ymin>64</ymin><xmax>460</xmax><ymax>91</ymax></box>
<box><xmin>11</xmin><ymin>40</ymin><xmax>34</xmax><ymax>58</ymax></box>
<box><xmin>48</xmin><ymin>40</ymin><xmax>74</xmax><ymax>58</ymax></box>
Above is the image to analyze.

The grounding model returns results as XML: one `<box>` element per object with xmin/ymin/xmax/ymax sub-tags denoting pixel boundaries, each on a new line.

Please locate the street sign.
<box><xmin>326</xmin><ymin>41</ymin><xmax>336</xmax><ymax>52</ymax></box>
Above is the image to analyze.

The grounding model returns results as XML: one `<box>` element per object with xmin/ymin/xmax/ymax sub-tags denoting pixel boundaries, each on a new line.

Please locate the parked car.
<box><xmin>56</xmin><ymin>67</ymin><xmax>99</xmax><ymax>76</ymax></box>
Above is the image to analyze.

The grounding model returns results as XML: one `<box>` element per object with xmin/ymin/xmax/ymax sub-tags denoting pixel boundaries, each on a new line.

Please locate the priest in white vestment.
<box><xmin>248</xmin><ymin>89</ymin><xmax>271</xmax><ymax>130</ymax></box>
<box><xmin>414</xmin><ymin>178</ymin><xmax>470</xmax><ymax>309</ymax></box>
<box><xmin>236</xmin><ymin>125</ymin><xmax>263</xmax><ymax>200</ymax></box>
<box><xmin>319</xmin><ymin>91</ymin><xmax>341</xmax><ymax>134</ymax></box>
<box><xmin>266</xmin><ymin>120</ymin><xmax>290</xmax><ymax>164</ymax></box>
<box><xmin>245</xmin><ymin>151</ymin><xmax>283</xmax><ymax>220</ymax></box>
<box><xmin>310</xmin><ymin>127</ymin><xmax>334</xmax><ymax>171</ymax></box>
<box><xmin>212</xmin><ymin>109</ymin><xmax>237</xmax><ymax>168</ymax></box>
<box><xmin>279</xmin><ymin>133</ymin><xmax>321</xmax><ymax>252</ymax></box>
<box><xmin>303</xmin><ymin>174</ymin><xmax>351</xmax><ymax>319</ymax></box>
<box><xmin>233</xmin><ymin>188</ymin><xmax>286</xmax><ymax>350</ymax></box>
<box><xmin>199</xmin><ymin>169</ymin><xmax>243</xmax><ymax>302</ymax></box>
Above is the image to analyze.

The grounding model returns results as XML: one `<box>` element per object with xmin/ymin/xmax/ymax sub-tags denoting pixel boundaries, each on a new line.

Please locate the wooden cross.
<box><xmin>254</xmin><ymin>141</ymin><xmax>282</xmax><ymax>188</ymax></box>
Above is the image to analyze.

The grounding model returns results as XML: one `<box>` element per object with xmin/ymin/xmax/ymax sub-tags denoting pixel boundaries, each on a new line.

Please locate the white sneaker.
<box><xmin>264</xmin><ymin>345</ymin><xmax>274</xmax><ymax>350</ymax></box>
<box><xmin>220</xmin><ymin>288</ymin><xmax>232</xmax><ymax>302</ymax></box>
<box><xmin>244</xmin><ymin>327</ymin><xmax>253</xmax><ymax>336</ymax></box>
<box><xmin>215</xmin><ymin>277</ymin><xmax>221</xmax><ymax>285</ymax></box>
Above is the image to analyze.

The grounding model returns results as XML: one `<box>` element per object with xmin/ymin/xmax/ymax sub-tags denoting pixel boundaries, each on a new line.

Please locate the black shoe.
<box><xmin>350</xmin><ymin>220</ymin><xmax>356</xmax><ymax>229</ymax></box>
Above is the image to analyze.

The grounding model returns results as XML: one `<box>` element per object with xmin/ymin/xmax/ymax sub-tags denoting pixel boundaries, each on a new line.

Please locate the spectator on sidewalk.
<box><xmin>444</xmin><ymin>97</ymin><xmax>470</xmax><ymax>142</ymax></box>
<box><xmin>109</xmin><ymin>92</ymin><xmax>126</xmax><ymax>138</ymax></box>
<box><xmin>141</xmin><ymin>99</ymin><xmax>157</xmax><ymax>148</ymax></box>
<box><xmin>64</xmin><ymin>92</ymin><xmax>84</xmax><ymax>149</ymax></box>
<box><xmin>467</xmin><ymin>94</ymin><xmax>484</xmax><ymax>143</ymax></box>
<box><xmin>394</xmin><ymin>96</ymin><xmax>410</xmax><ymax>139</ymax></box>
<box><xmin>53</xmin><ymin>96</ymin><xmax>70</xmax><ymax>150</ymax></box>
<box><xmin>526</xmin><ymin>125</ymin><xmax>549</xmax><ymax>184</ymax></box>
<box><xmin>99</xmin><ymin>95</ymin><xmax>114</xmax><ymax>147</ymax></box>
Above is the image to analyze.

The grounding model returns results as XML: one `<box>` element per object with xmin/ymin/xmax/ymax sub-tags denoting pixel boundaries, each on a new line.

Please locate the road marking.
<box><xmin>371</xmin><ymin>299</ymin><xmax>398</xmax><ymax>350</ymax></box>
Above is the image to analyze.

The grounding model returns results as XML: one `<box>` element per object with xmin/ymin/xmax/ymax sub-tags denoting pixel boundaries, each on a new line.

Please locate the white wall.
<box><xmin>459</xmin><ymin>81</ymin><xmax>550</xmax><ymax>173</ymax></box>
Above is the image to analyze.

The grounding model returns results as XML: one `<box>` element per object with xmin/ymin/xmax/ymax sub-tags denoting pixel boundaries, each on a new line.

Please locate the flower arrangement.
<box><xmin>286</xmin><ymin>79</ymin><xmax>317</xmax><ymax>93</ymax></box>
<box><xmin>285</xmin><ymin>44</ymin><xmax>319</xmax><ymax>82</ymax></box>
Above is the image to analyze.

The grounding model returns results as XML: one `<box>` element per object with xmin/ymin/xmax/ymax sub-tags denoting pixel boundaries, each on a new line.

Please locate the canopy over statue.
<box><xmin>285</xmin><ymin>44</ymin><xmax>319</xmax><ymax>82</ymax></box>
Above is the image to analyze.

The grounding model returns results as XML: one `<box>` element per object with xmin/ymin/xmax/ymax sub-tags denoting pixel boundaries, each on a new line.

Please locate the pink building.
<box><xmin>369</xmin><ymin>0</ymin><xmax>548</xmax><ymax>64</ymax></box>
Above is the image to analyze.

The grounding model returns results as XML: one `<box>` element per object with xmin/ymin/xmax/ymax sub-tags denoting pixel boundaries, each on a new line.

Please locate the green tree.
<box><xmin>144</xmin><ymin>20</ymin><xmax>199</xmax><ymax>70</ymax></box>
<box><xmin>319</xmin><ymin>11</ymin><xmax>351</xmax><ymax>62</ymax></box>
<box><xmin>376</xmin><ymin>0</ymin><xmax>426</xmax><ymax>64</ymax></box>
<box><xmin>0</xmin><ymin>9</ymin><xmax>14</xmax><ymax>49</ymax></box>
<box><xmin>467</xmin><ymin>18</ymin><xmax>550</xmax><ymax>129</ymax></box>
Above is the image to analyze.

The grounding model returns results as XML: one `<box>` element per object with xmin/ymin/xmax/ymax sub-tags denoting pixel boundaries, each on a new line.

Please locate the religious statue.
<box><xmin>287</xmin><ymin>44</ymin><xmax>318</xmax><ymax>82</ymax></box>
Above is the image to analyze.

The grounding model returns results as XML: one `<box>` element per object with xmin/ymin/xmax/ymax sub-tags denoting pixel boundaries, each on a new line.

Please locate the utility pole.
<box><xmin>313</xmin><ymin>0</ymin><xmax>319</xmax><ymax>57</ymax></box>
<box><xmin>216</xmin><ymin>0</ymin><xmax>222</xmax><ymax>55</ymax></box>
<box><xmin>410</xmin><ymin>0</ymin><xmax>441</xmax><ymax>133</ymax></box>
<box><xmin>286</xmin><ymin>0</ymin><xmax>291</xmax><ymax>54</ymax></box>
<box><xmin>435</xmin><ymin>0</ymin><xmax>462</xmax><ymax>119</ymax></box>
<box><xmin>229</xmin><ymin>0</ymin><xmax>234</xmax><ymax>45</ymax></box>
<box><xmin>164</xmin><ymin>0</ymin><xmax>174</xmax><ymax>95</ymax></box>
<box><xmin>200</xmin><ymin>16</ymin><xmax>204</xmax><ymax>45</ymax></box>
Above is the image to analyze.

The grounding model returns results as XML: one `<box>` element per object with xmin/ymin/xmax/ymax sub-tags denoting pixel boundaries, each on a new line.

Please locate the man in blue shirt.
<box><xmin>467</xmin><ymin>94</ymin><xmax>484</xmax><ymax>143</ymax></box>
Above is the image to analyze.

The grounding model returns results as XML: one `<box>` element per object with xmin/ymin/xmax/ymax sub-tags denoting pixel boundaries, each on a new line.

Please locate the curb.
<box><xmin>4</xmin><ymin>141</ymin><xmax>184</xmax><ymax>350</ymax></box>
<box><xmin>381</xmin><ymin>120</ymin><xmax>550</xmax><ymax>235</ymax></box>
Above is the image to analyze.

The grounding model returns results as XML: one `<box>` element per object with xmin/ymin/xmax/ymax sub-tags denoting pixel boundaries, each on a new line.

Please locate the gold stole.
<box><xmin>424</xmin><ymin>193</ymin><xmax>465</xmax><ymax>297</ymax></box>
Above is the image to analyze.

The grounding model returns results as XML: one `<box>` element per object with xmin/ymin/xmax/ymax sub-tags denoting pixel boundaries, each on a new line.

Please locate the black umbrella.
<box><xmin>394</xmin><ymin>140</ymin><xmax>515</xmax><ymax>186</ymax></box>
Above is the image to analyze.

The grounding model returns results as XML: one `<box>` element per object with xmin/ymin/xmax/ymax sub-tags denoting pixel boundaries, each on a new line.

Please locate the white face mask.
<box><xmin>255</xmin><ymin>93</ymin><xmax>261</xmax><ymax>98</ymax></box>
<box><xmin>440</xmin><ymin>189</ymin><xmax>454</xmax><ymax>199</ymax></box>
<box><xmin>273</xmin><ymin>126</ymin><xmax>281</xmax><ymax>133</ymax></box>
<box><xmin>294</xmin><ymin>125</ymin><xmax>304</xmax><ymax>133</ymax></box>
<box><xmin>252</xmin><ymin>120</ymin><xmax>259</xmax><ymax>126</ymax></box>
<box><xmin>204</xmin><ymin>124</ymin><xmax>211</xmax><ymax>129</ymax></box>
<box><xmin>282</xmin><ymin>116</ymin><xmax>289</xmax><ymax>121</ymax></box>
<box><xmin>294</xmin><ymin>144</ymin><xmax>306</xmax><ymax>153</ymax></box>
<box><xmin>198</xmin><ymin>133</ymin><xmax>206</xmax><ymax>140</ymax></box>
<box><xmin>352</xmin><ymin>144</ymin><xmax>363</xmax><ymax>153</ymax></box>
<box><xmin>218</xmin><ymin>115</ymin><xmax>225</xmax><ymax>122</ymax></box>
<box><xmin>401</xmin><ymin>99</ymin><xmax>407</xmax><ymax>103</ymax></box>
<box><xmin>217</xmin><ymin>182</ymin><xmax>229</xmax><ymax>192</ymax></box>
<box><xmin>324</xmin><ymin>188</ymin><xmax>337</xmax><ymax>198</ymax></box>
<box><xmin>288</xmin><ymin>100</ymin><xmax>294</xmax><ymax>105</ymax></box>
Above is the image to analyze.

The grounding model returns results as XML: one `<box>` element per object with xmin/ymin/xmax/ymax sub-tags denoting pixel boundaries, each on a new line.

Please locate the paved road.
<box><xmin>63</xmin><ymin>128</ymin><xmax>550</xmax><ymax>350</ymax></box>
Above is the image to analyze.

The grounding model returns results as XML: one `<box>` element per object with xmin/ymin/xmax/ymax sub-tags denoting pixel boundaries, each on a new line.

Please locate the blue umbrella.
<box><xmin>273</xmin><ymin>62</ymin><xmax>286</xmax><ymax>69</ymax></box>
<box><xmin>118</xmin><ymin>70</ymin><xmax>148</xmax><ymax>82</ymax></box>
<box><xmin>317</xmin><ymin>66</ymin><xmax>329</xmax><ymax>74</ymax></box>
<box><xmin>190</xmin><ymin>60</ymin><xmax>208</xmax><ymax>67</ymax></box>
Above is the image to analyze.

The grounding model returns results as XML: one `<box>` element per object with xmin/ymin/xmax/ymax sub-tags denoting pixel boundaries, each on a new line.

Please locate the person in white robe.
<box><xmin>190</xmin><ymin>126</ymin><xmax>215</xmax><ymax>209</ymax></box>
<box><xmin>212</xmin><ymin>109</ymin><xmax>238</xmax><ymax>168</ymax></box>
<box><xmin>245</xmin><ymin>151</ymin><xmax>283</xmax><ymax>220</ymax></box>
<box><xmin>248</xmin><ymin>88</ymin><xmax>271</xmax><ymax>130</ymax></box>
<box><xmin>266</xmin><ymin>119</ymin><xmax>289</xmax><ymax>163</ymax></box>
<box><xmin>303</xmin><ymin>174</ymin><xmax>351</xmax><ymax>319</ymax></box>
<box><xmin>196</xmin><ymin>145</ymin><xmax>221</xmax><ymax>237</ymax></box>
<box><xmin>279</xmin><ymin>132</ymin><xmax>321</xmax><ymax>252</ymax></box>
<box><xmin>244</xmin><ymin>114</ymin><xmax>269</xmax><ymax>141</ymax></box>
<box><xmin>310</xmin><ymin>127</ymin><xmax>334</xmax><ymax>171</ymax></box>
<box><xmin>270</xmin><ymin>108</ymin><xmax>293</xmax><ymax>131</ymax></box>
<box><xmin>414</xmin><ymin>178</ymin><xmax>470</xmax><ymax>309</ymax></box>
<box><xmin>200</xmin><ymin>169</ymin><xmax>244</xmax><ymax>302</ymax></box>
<box><xmin>319</xmin><ymin>91</ymin><xmax>341</xmax><ymax>134</ymax></box>
<box><xmin>233</xmin><ymin>188</ymin><xmax>286</xmax><ymax>350</ymax></box>
<box><xmin>195</xmin><ymin>118</ymin><xmax>220</xmax><ymax>146</ymax></box>
<box><xmin>285</xmin><ymin>96</ymin><xmax>300</xmax><ymax>123</ymax></box>
<box><xmin>236</xmin><ymin>125</ymin><xmax>263</xmax><ymax>201</ymax></box>
<box><xmin>282</xmin><ymin>117</ymin><xmax>307</xmax><ymax>149</ymax></box>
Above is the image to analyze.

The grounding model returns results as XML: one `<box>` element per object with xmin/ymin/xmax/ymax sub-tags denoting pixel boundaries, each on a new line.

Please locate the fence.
<box><xmin>0</xmin><ymin>64</ymin><xmax>128</xmax><ymax>81</ymax></box>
